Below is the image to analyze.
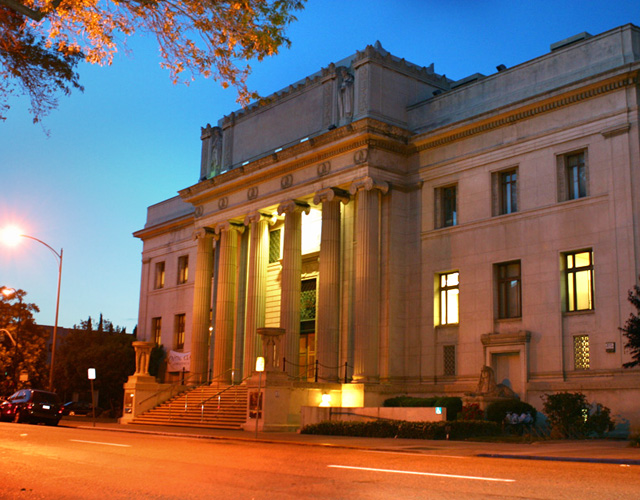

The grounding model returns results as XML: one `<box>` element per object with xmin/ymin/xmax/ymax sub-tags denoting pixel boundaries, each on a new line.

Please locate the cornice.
<box><xmin>133</xmin><ymin>213</ymin><xmax>194</xmax><ymax>241</ymax></box>
<box><xmin>413</xmin><ymin>70</ymin><xmax>639</xmax><ymax>152</ymax></box>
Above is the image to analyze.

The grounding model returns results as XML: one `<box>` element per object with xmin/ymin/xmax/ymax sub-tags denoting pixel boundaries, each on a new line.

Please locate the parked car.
<box><xmin>0</xmin><ymin>389</ymin><xmax>63</xmax><ymax>425</ymax></box>
<box><xmin>62</xmin><ymin>401</ymin><xmax>102</xmax><ymax>417</ymax></box>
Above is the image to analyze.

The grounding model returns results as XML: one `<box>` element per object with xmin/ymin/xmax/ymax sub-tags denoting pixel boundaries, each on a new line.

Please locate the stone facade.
<box><xmin>134</xmin><ymin>25</ymin><xmax>640</xmax><ymax>428</ymax></box>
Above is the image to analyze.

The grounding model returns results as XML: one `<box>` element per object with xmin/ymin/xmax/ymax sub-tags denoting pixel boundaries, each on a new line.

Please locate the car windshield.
<box><xmin>32</xmin><ymin>392</ymin><xmax>60</xmax><ymax>405</ymax></box>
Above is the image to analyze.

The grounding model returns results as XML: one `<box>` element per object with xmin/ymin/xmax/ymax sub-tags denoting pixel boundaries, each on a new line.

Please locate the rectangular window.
<box><xmin>154</xmin><ymin>262</ymin><xmax>165</xmax><ymax>289</ymax></box>
<box><xmin>177</xmin><ymin>255</ymin><xmax>189</xmax><ymax>284</ymax></box>
<box><xmin>435</xmin><ymin>185</ymin><xmax>457</xmax><ymax>228</ymax></box>
<box><xmin>443</xmin><ymin>345</ymin><xmax>456</xmax><ymax>376</ymax></box>
<box><xmin>565</xmin><ymin>250</ymin><xmax>594</xmax><ymax>312</ymax></box>
<box><xmin>574</xmin><ymin>335</ymin><xmax>590</xmax><ymax>370</ymax></box>
<box><xmin>151</xmin><ymin>317</ymin><xmax>162</xmax><ymax>345</ymax></box>
<box><xmin>269</xmin><ymin>229</ymin><xmax>282</xmax><ymax>264</ymax></box>
<box><xmin>497</xmin><ymin>261</ymin><xmax>521</xmax><ymax>319</ymax></box>
<box><xmin>438</xmin><ymin>271</ymin><xmax>459</xmax><ymax>325</ymax></box>
<box><xmin>558</xmin><ymin>150</ymin><xmax>588</xmax><ymax>202</ymax></box>
<box><xmin>500</xmin><ymin>169</ymin><xmax>518</xmax><ymax>214</ymax></box>
<box><xmin>174</xmin><ymin>314</ymin><xmax>185</xmax><ymax>350</ymax></box>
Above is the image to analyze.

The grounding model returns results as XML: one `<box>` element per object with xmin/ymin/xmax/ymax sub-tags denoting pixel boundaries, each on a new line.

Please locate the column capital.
<box><xmin>313</xmin><ymin>187</ymin><xmax>350</xmax><ymax>205</ymax></box>
<box><xmin>215</xmin><ymin>221</ymin><xmax>245</xmax><ymax>235</ymax></box>
<box><xmin>193</xmin><ymin>227</ymin><xmax>215</xmax><ymax>241</ymax></box>
<box><xmin>244</xmin><ymin>211</ymin><xmax>274</xmax><ymax>226</ymax></box>
<box><xmin>349</xmin><ymin>176</ymin><xmax>389</xmax><ymax>196</ymax></box>
<box><xmin>277</xmin><ymin>199</ymin><xmax>311</xmax><ymax>216</ymax></box>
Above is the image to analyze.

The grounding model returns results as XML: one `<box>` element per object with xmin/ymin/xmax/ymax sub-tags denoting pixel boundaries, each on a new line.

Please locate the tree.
<box><xmin>0</xmin><ymin>287</ymin><xmax>49</xmax><ymax>395</ymax></box>
<box><xmin>53</xmin><ymin>314</ymin><xmax>134</xmax><ymax>416</ymax></box>
<box><xmin>621</xmin><ymin>277</ymin><xmax>640</xmax><ymax>368</ymax></box>
<box><xmin>0</xmin><ymin>6</ymin><xmax>83</xmax><ymax>123</ymax></box>
<box><xmin>1</xmin><ymin>0</ymin><xmax>305</xmax><ymax>123</ymax></box>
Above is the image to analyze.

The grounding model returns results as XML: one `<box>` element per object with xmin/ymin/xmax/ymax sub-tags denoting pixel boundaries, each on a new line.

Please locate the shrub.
<box><xmin>541</xmin><ymin>392</ymin><xmax>614</xmax><ymax>438</ymax></box>
<box><xmin>460</xmin><ymin>403</ymin><xmax>484</xmax><ymax>421</ymax></box>
<box><xmin>485</xmin><ymin>400</ymin><xmax>537</xmax><ymax>424</ymax></box>
<box><xmin>300</xmin><ymin>419</ymin><xmax>500</xmax><ymax>440</ymax></box>
<box><xmin>630</xmin><ymin>432</ymin><xmax>640</xmax><ymax>448</ymax></box>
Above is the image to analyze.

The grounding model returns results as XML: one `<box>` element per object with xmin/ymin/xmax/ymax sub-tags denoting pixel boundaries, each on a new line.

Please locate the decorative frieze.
<box><xmin>247</xmin><ymin>186</ymin><xmax>259</xmax><ymax>200</ymax></box>
<box><xmin>317</xmin><ymin>161</ymin><xmax>331</xmax><ymax>177</ymax></box>
<box><xmin>281</xmin><ymin>174</ymin><xmax>293</xmax><ymax>189</ymax></box>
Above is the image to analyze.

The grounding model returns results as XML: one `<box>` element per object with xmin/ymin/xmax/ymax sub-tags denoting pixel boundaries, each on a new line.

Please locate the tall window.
<box><xmin>500</xmin><ymin>169</ymin><xmax>518</xmax><ymax>214</ymax></box>
<box><xmin>497</xmin><ymin>261</ymin><xmax>521</xmax><ymax>319</ymax></box>
<box><xmin>565</xmin><ymin>250</ymin><xmax>594</xmax><ymax>312</ymax></box>
<box><xmin>174</xmin><ymin>314</ymin><xmax>185</xmax><ymax>350</ymax></box>
<box><xmin>154</xmin><ymin>262</ymin><xmax>165</xmax><ymax>289</ymax></box>
<box><xmin>269</xmin><ymin>228</ymin><xmax>282</xmax><ymax>263</ymax></box>
<box><xmin>438</xmin><ymin>271</ymin><xmax>459</xmax><ymax>325</ymax></box>
<box><xmin>574</xmin><ymin>335</ymin><xmax>590</xmax><ymax>370</ymax></box>
<box><xmin>151</xmin><ymin>317</ymin><xmax>162</xmax><ymax>345</ymax></box>
<box><xmin>435</xmin><ymin>185</ymin><xmax>457</xmax><ymax>228</ymax></box>
<box><xmin>566</xmin><ymin>152</ymin><xmax>587</xmax><ymax>200</ymax></box>
<box><xmin>177</xmin><ymin>255</ymin><xmax>189</xmax><ymax>284</ymax></box>
<box><xmin>443</xmin><ymin>345</ymin><xmax>456</xmax><ymax>376</ymax></box>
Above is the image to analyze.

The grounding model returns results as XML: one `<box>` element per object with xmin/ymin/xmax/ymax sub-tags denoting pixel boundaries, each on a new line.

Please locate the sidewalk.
<box><xmin>60</xmin><ymin>417</ymin><xmax>640</xmax><ymax>466</ymax></box>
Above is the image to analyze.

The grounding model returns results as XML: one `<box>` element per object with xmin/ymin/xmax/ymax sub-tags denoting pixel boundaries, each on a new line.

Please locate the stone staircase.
<box><xmin>131</xmin><ymin>384</ymin><xmax>248</xmax><ymax>430</ymax></box>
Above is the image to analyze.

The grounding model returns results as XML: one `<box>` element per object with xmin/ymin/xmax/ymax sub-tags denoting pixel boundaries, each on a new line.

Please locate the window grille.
<box><xmin>574</xmin><ymin>335</ymin><xmax>590</xmax><ymax>370</ymax></box>
<box><xmin>269</xmin><ymin>229</ymin><xmax>281</xmax><ymax>263</ymax></box>
<box><xmin>443</xmin><ymin>345</ymin><xmax>456</xmax><ymax>376</ymax></box>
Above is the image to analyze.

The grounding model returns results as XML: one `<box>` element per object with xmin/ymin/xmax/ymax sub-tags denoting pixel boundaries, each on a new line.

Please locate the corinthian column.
<box><xmin>313</xmin><ymin>188</ymin><xmax>349</xmax><ymax>381</ymax></box>
<box><xmin>349</xmin><ymin>177</ymin><xmax>389</xmax><ymax>383</ymax></box>
<box><xmin>213</xmin><ymin>222</ymin><xmax>244</xmax><ymax>383</ymax></box>
<box><xmin>243</xmin><ymin>212</ymin><xmax>271</xmax><ymax>378</ymax></box>
<box><xmin>190</xmin><ymin>228</ymin><xmax>214</xmax><ymax>384</ymax></box>
<box><xmin>277</xmin><ymin>200</ymin><xmax>310</xmax><ymax>377</ymax></box>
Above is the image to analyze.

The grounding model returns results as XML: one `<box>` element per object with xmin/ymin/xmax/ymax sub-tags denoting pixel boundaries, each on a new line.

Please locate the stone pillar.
<box><xmin>349</xmin><ymin>177</ymin><xmax>389</xmax><ymax>383</ymax></box>
<box><xmin>213</xmin><ymin>222</ymin><xmax>244</xmax><ymax>383</ymax></box>
<box><xmin>190</xmin><ymin>228</ymin><xmax>215</xmax><ymax>384</ymax></box>
<box><xmin>277</xmin><ymin>200</ymin><xmax>310</xmax><ymax>377</ymax></box>
<box><xmin>313</xmin><ymin>188</ymin><xmax>350</xmax><ymax>381</ymax></box>
<box><xmin>137</xmin><ymin>257</ymin><xmax>151</xmax><ymax>342</ymax></box>
<box><xmin>243</xmin><ymin>212</ymin><xmax>271</xmax><ymax>379</ymax></box>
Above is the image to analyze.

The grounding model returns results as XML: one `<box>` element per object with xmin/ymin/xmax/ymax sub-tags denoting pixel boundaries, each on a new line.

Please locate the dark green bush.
<box><xmin>485</xmin><ymin>399</ymin><xmax>537</xmax><ymax>424</ymax></box>
<box><xmin>382</xmin><ymin>396</ymin><xmax>462</xmax><ymax>421</ymax></box>
<box><xmin>541</xmin><ymin>392</ymin><xmax>615</xmax><ymax>438</ymax></box>
<box><xmin>300</xmin><ymin>419</ymin><xmax>500</xmax><ymax>440</ymax></box>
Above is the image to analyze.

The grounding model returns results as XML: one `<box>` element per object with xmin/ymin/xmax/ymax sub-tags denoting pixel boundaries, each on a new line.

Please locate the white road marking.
<box><xmin>328</xmin><ymin>464</ymin><xmax>515</xmax><ymax>482</ymax></box>
<box><xmin>70</xmin><ymin>439</ymin><xmax>131</xmax><ymax>448</ymax></box>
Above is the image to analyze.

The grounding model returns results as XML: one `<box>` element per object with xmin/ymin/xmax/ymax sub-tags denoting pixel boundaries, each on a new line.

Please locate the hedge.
<box><xmin>300</xmin><ymin>419</ymin><xmax>500</xmax><ymax>440</ymax></box>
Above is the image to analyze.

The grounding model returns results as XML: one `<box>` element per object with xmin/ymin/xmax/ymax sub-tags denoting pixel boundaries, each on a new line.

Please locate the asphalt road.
<box><xmin>0</xmin><ymin>422</ymin><xmax>638</xmax><ymax>499</ymax></box>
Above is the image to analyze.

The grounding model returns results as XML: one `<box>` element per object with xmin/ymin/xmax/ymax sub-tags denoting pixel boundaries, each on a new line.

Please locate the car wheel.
<box><xmin>13</xmin><ymin>410</ymin><xmax>25</xmax><ymax>423</ymax></box>
<box><xmin>45</xmin><ymin>419</ymin><xmax>59</xmax><ymax>427</ymax></box>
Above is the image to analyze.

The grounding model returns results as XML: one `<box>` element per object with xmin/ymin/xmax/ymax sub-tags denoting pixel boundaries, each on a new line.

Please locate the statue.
<box><xmin>200</xmin><ymin>124</ymin><xmax>223</xmax><ymax>180</ymax></box>
<box><xmin>337</xmin><ymin>67</ymin><xmax>354</xmax><ymax>122</ymax></box>
<box><xmin>467</xmin><ymin>365</ymin><xmax>518</xmax><ymax>399</ymax></box>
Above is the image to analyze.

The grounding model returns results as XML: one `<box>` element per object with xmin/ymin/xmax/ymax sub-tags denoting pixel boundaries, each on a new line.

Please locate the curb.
<box><xmin>477</xmin><ymin>453</ymin><xmax>640</xmax><ymax>465</ymax></box>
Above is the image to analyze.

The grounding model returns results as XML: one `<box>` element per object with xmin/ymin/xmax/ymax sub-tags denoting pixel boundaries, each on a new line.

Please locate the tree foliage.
<box><xmin>0</xmin><ymin>287</ymin><xmax>49</xmax><ymax>395</ymax></box>
<box><xmin>0</xmin><ymin>0</ymin><xmax>305</xmax><ymax>122</ymax></box>
<box><xmin>0</xmin><ymin>6</ymin><xmax>83</xmax><ymax>123</ymax></box>
<box><xmin>53</xmin><ymin>314</ymin><xmax>134</xmax><ymax>415</ymax></box>
<box><xmin>621</xmin><ymin>277</ymin><xmax>640</xmax><ymax>368</ymax></box>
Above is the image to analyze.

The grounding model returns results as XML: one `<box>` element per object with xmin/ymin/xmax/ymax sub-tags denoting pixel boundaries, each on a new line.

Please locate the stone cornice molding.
<box><xmin>244</xmin><ymin>211</ymin><xmax>274</xmax><ymax>226</ymax></box>
<box><xmin>193</xmin><ymin>227</ymin><xmax>215</xmax><ymax>241</ymax></box>
<box><xmin>349</xmin><ymin>176</ymin><xmax>389</xmax><ymax>196</ymax></box>
<box><xmin>277</xmin><ymin>200</ymin><xmax>311</xmax><ymax>217</ymax></box>
<box><xmin>481</xmin><ymin>331</ymin><xmax>531</xmax><ymax>346</ymax></box>
<box><xmin>413</xmin><ymin>71</ymin><xmax>639</xmax><ymax>152</ymax></box>
<box><xmin>313</xmin><ymin>187</ymin><xmax>350</xmax><ymax>205</ymax></box>
<box><xmin>214</xmin><ymin>221</ymin><xmax>245</xmax><ymax>235</ymax></box>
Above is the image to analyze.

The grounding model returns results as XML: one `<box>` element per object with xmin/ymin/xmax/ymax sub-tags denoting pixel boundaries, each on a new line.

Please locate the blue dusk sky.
<box><xmin>1</xmin><ymin>0</ymin><xmax>639</xmax><ymax>332</ymax></box>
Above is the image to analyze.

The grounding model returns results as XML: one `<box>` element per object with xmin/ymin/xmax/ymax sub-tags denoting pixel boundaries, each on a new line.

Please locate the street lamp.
<box><xmin>1</xmin><ymin>226</ymin><xmax>63</xmax><ymax>391</ymax></box>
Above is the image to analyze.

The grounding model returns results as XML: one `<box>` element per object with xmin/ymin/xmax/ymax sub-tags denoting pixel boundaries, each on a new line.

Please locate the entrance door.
<box><xmin>492</xmin><ymin>352</ymin><xmax>522</xmax><ymax>397</ymax></box>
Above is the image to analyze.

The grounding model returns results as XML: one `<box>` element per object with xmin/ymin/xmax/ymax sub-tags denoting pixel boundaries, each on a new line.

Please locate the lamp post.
<box><xmin>1</xmin><ymin>227</ymin><xmax>63</xmax><ymax>392</ymax></box>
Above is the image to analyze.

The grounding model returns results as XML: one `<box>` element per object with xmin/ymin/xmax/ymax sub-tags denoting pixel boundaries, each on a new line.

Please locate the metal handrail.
<box><xmin>199</xmin><ymin>374</ymin><xmax>253</xmax><ymax>421</ymax></box>
<box><xmin>135</xmin><ymin>374</ymin><xmax>209</xmax><ymax>408</ymax></box>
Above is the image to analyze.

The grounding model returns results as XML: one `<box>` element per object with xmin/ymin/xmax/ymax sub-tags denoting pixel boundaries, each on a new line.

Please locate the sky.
<box><xmin>1</xmin><ymin>0</ymin><xmax>639</xmax><ymax>332</ymax></box>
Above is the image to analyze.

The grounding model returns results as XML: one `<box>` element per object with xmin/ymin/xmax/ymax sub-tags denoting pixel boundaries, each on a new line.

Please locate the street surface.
<box><xmin>0</xmin><ymin>422</ymin><xmax>638</xmax><ymax>499</ymax></box>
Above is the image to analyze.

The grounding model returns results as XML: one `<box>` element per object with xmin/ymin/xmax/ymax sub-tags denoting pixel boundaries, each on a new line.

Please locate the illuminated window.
<box><xmin>435</xmin><ymin>185</ymin><xmax>457</xmax><ymax>228</ymax></box>
<box><xmin>151</xmin><ymin>317</ymin><xmax>162</xmax><ymax>345</ymax></box>
<box><xmin>496</xmin><ymin>261</ymin><xmax>521</xmax><ymax>319</ymax></box>
<box><xmin>301</xmin><ymin>208</ymin><xmax>322</xmax><ymax>255</ymax></box>
<box><xmin>174</xmin><ymin>314</ymin><xmax>185</xmax><ymax>350</ymax></box>
<box><xmin>574</xmin><ymin>335</ymin><xmax>590</xmax><ymax>370</ymax></box>
<box><xmin>438</xmin><ymin>271</ymin><xmax>459</xmax><ymax>325</ymax></box>
<box><xmin>565</xmin><ymin>250</ymin><xmax>594</xmax><ymax>312</ymax></box>
<box><xmin>177</xmin><ymin>255</ymin><xmax>189</xmax><ymax>284</ymax></box>
<box><xmin>443</xmin><ymin>345</ymin><xmax>456</xmax><ymax>376</ymax></box>
<box><xmin>154</xmin><ymin>262</ymin><xmax>165</xmax><ymax>289</ymax></box>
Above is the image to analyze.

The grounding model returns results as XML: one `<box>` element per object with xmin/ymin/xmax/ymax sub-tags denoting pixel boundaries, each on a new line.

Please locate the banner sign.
<box><xmin>167</xmin><ymin>350</ymin><xmax>191</xmax><ymax>372</ymax></box>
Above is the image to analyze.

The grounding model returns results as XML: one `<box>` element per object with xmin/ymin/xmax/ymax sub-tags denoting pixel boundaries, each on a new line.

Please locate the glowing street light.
<box><xmin>1</xmin><ymin>226</ymin><xmax>63</xmax><ymax>391</ymax></box>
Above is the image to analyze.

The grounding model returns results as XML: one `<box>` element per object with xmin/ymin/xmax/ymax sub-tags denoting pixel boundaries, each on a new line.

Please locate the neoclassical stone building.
<box><xmin>134</xmin><ymin>24</ymin><xmax>640</xmax><ymax>427</ymax></box>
